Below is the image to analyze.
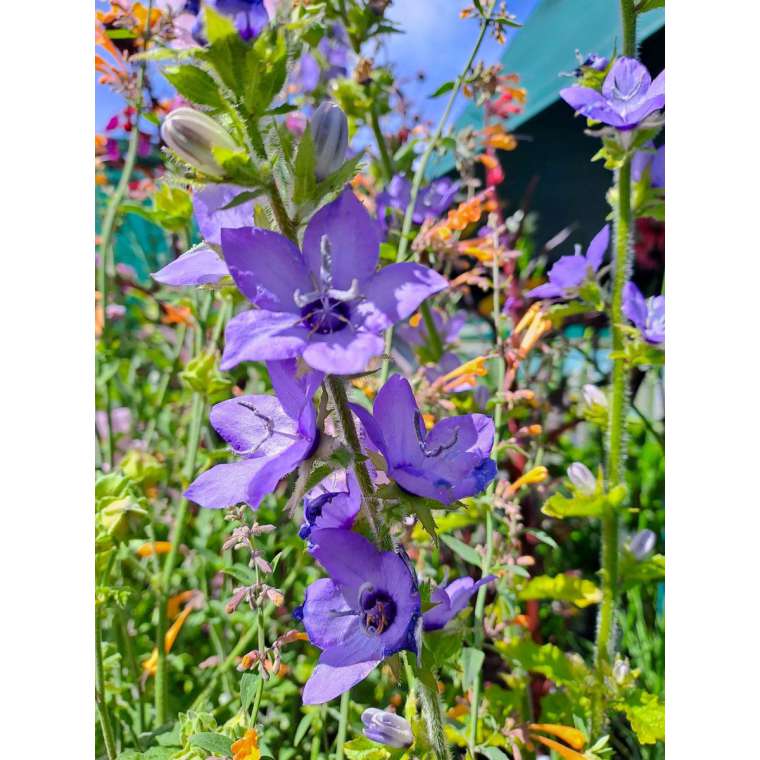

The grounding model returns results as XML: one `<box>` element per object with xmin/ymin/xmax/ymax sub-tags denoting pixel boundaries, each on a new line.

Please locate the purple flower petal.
<box><xmin>357</xmin><ymin>263</ymin><xmax>448</xmax><ymax>332</ymax></box>
<box><xmin>220</xmin><ymin>310</ymin><xmax>309</xmax><ymax>370</ymax></box>
<box><xmin>622</xmin><ymin>281</ymin><xmax>648</xmax><ymax>328</ymax></box>
<box><xmin>303</xmin><ymin>652</ymin><xmax>381</xmax><ymax>705</ymax></box>
<box><xmin>301</xmin><ymin>329</ymin><xmax>385</xmax><ymax>374</ymax></box>
<box><xmin>193</xmin><ymin>184</ymin><xmax>256</xmax><ymax>246</ymax></box>
<box><xmin>301</xmin><ymin>578</ymin><xmax>358</xmax><ymax>650</ymax></box>
<box><xmin>184</xmin><ymin>458</ymin><xmax>268</xmax><ymax>509</ymax></box>
<box><xmin>585</xmin><ymin>225</ymin><xmax>610</xmax><ymax>272</ymax></box>
<box><xmin>302</xmin><ymin>189</ymin><xmax>380</xmax><ymax>289</ymax></box>
<box><xmin>151</xmin><ymin>247</ymin><xmax>229</xmax><ymax>287</ymax></box>
<box><xmin>548</xmin><ymin>255</ymin><xmax>588</xmax><ymax>290</ymax></box>
<box><xmin>423</xmin><ymin>575</ymin><xmax>496</xmax><ymax>631</ymax></box>
<box><xmin>221</xmin><ymin>227</ymin><xmax>311</xmax><ymax>312</ymax></box>
<box><xmin>526</xmin><ymin>282</ymin><xmax>563</xmax><ymax>299</ymax></box>
<box><xmin>308</xmin><ymin>528</ymin><xmax>383</xmax><ymax>596</ymax></box>
<box><xmin>602</xmin><ymin>57</ymin><xmax>651</xmax><ymax>103</ymax></box>
<box><xmin>266</xmin><ymin>358</ymin><xmax>323</xmax><ymax>422</ymax></box>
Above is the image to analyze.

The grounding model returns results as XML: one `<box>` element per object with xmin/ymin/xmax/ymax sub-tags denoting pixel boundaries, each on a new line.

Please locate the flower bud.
<box><xmin>160</xmin><ymin>107</ymin><xmax>237</xmax><ymax>178</ymax></box>
<box><xmin>361</xmin><ymin>708</ymin><xmax>413</xmax><ymax>749</ymax></box>
<box><xmin>582</xmin><ymin>384</ymin><xmax>607</xmax><ymax>410</ymax></box>
<box><xmin>629</xmin><ymin>529</ymin><xmax>656</xmax><ymax>560</ymax></box>
<box><xmin>613</xmin><ymin>658</ymin><xmax>631</xmax><ymax>684</ymax></box>
<box><xmin>567</xmin><ymin>462</ymin><xmax>596</xmax><ymax>495</ymax></box>
<box><xmin>310</xmin><ymin>102</ymin><xmax>348</xmax><ymax>181</ymax></box>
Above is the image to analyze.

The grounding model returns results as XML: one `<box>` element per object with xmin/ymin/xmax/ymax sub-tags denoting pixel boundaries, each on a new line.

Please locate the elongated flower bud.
<box><xmin>567</xmin><ymin>462</ymin><xmax>596</xmax><ymax>495</ymax></box>
<box><xmin>310</xmin><ymin>102</ymin><xmax>348</xmax><ymax>181</ymax></box>
<box><xmin>629</xmin><ymin>529</ymin><xmax>656</xmax><ymax>560</ymax></box>
<box><xmin>160</xmin><ymin>107</ymin><xmax>237</xmax><ymax>178</ymax></box>
<box><xmin>582</xmin><ymin>383</ymin><xmax>607</xmax><ymax>410</ymax></box>
<box><xmin>361</xmin><ymin>708</ymin><xmax>413</xmax><ymax>749</ymax></box>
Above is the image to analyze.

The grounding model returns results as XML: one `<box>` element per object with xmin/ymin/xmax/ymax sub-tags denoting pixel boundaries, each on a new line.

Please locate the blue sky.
<box><xmin>95</xmin><ymin>0</ymin><xmax>540</xmax><ymax>133</ymax></box>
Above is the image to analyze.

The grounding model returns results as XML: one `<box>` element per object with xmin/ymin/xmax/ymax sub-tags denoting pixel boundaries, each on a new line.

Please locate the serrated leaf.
<box><xmin>343</xmin><ymin>736</ymin><xmax>391</xmax><ymax>760</ymax></box>
<box><xmin>310</xmin><ymin>152</ymin><xmax>364</xmax><ymax>205</ymax></box>
<box><xmin>423</xmin><ymin>628</ymin><xmax>462</xmax><ymax>669</ymax></box>
<box><xmin>519</xmin><ymin>574</ymin><xmax>601</xmax><ymax>608</ymax></box>
<box><xmin>440</xmin><ymin>534</ymin><xmax>482</xmax><ymax>567</ymax></box>
<box><xmin>163</xmin><ymin>65</ymin><xmax>224</xmax><ymax>108</ymax></box>
<box><xmin>211</xmin><ymin>146</ymin><xmax>261</xmax><ymax>187</ymax></box>
<box><xmin>461</xmin><ymin>647</ymin><xmax>485</xmax><ymax>689</ymax></box>
<box><xmin>189</xmin><ymin>732</ymin><xmax>233</xmax><ymax>755</ymax></box>
<box><xmin>293</xmin><ymin>127</ymin><xmax>317</xmax><ymax>205</ymax></box>
<box><xmin>304</xmin><ymin>463</ymin><xmax>335</xmax><ymax>493</ymax></box>
<box><xmin>264</xmin><ymin>103</ymin><xmax>298</xmax><ymax>116</ymax></box>
<box><xmin>615</xmin><ymin>689</ymin><xmax>664</xmax><ymax>744</ymax></box>
<box><xmin>240</xmin><ymin>672</ymin><xmax>259</xmax><ymax>712</ymax></box>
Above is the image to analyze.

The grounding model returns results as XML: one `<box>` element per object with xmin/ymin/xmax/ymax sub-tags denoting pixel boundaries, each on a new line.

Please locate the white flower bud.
<box><xmin>567</xmin><ymin>462</ymin><xmax>596</xmax><ymax>496</ymax></box>
<box><xmin>310</xmin><ymin>102</ymin><xmax>348</xmax><ymax>181</ymax></box>
<box><xmin>582</xmin><ymin>384</ymin><xmax>607</xmax><ymax>409</ymax></box>
<box><xmin>361</xmin><ymin>708</ymin><xmax>413</xmax><ymax>749</ymax></box>
<box><xmin>613</xmin><ymin>659</ymin><xmax>630</xmax><ymax>683</ymax></box>
<box><xmin>160</xmin><ymin>107</ymin><xmax>237</xmax><ymax>178</ymax></box>
<box><xmin>629</xmin><ymin>529</ymin><xmax>656</xmax><ymax>560</ymax></box>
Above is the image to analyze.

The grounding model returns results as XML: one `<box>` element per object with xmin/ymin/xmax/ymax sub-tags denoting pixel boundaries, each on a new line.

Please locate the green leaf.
<box><xmin>615</xmin><ymin>689</ymin><xmax>665</xmax><ymax>744</ymax></box>
<box><xmin>211</xmin><ymin>146</ymin><xmax>262</xmax><ymax>187</ymax></box>
<box><xmin>518</xmin><ymin>574</ymin><xmax>602</xmax><ymax>608</ymax></box>
<box><xmin>294</xmin><ymin>710</ymin><xmax>316</xmax><ymax>747</ymax></box>
<box><xmin>636</xmin><ymin>0</ymin><xmax>665</xmax><ymax>13</ymax></box>
<box><xmin>495</xmin><ymin>638</ymin><xmax>589</xmax><ymax>687</ymax></box>
<box><xmin>440</xmin><ymin>534</ymin><xmax>482</xmax><ymax>567</ymax></box>
<box><xmin>222</xmin><ymin>564</ymin><xmax>256</xmax><ymax>586</ymax></box>
<box><xmin>219</xmin><ymin>190</ymin><xmax>260</xmax><ymax>210</ymax></box>
<box><xmin>461</xmin><ymin>647</ymin><xmax>485</xmax><ymax>689</ymax></box>
<box><xmin>311</xmin><ymin>152</ymin><xmax>364</xmax><ymax>204</ymax></box>
<box><xmin>412</xmin><ymin>499</ymin><xmax>439</xmax><ymax>548</ymax></box>
<box><xmin>204</xmin><ymin>6</ymin><xmax>237</xmax><ymax>43</ymax></box>
<box><xmin>343</xmin><ymin>736</ymin><xmax>391</xmax><ymax>760</ymax></box>
<box><xmin>107</xmin><ymin>29</ymin><xmax>136</xmax><ymax>40</ymax></box>
<box><xmin>423</xmin><ymin>628</ymin><xmax>462</xmax><ymax>669</ymax></box>
<box><xmin>163</xmin><ymin>65</ymin><xmax>224</xmax><ymax>108</ymax></box>
<box><xmin>240</xmin><ymin>672</ymin><xmax>259</xmax><ymax>712</ymax></box>
<box><xmin>619</xmin><ymin>553</ymin><xmax>665</xmax><ymax>592</ymax></box>
<box><xmin>293</xmin><ymin>127</ymin><xmax>317</xmax><ymax>205</ymax></box>
<box><xmin>479</xmin><ymin>749</ymin><xmax>510</xmax><ymax>760</ymax></box>
<box><xmin>304</xmin><ymin>463</ymin><xmax>336</xmax><ymax>493</ymax></box>
<box><xmin>428</xmin><ymin>81</ymin><xmax>454</xmax><ymax>99</ymax></box>
<box><xmin>542</xmin><ymin>491</ymin><xmax>606</xmax><ymax>519</ymax></box>
<box><xmin>525</xmin><ymin>528</ymin><xmax>558</xmax><ymax>550</ymax></box>
<box><xmin>189</xmin><ymin>732</ymin><xmax>233</xmax><ymax>755</ymax></box>
<box><xmin>264</xmin><ymin>103</ymin><xmax>299</xmax><ymax>116</ymax></box>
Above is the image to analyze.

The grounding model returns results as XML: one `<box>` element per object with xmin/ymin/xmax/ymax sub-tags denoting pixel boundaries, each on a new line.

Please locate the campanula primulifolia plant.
<box><xmin>95</xmin><ymin>1</ymin><xmax>665</xmax><ymax>758</ymax></box>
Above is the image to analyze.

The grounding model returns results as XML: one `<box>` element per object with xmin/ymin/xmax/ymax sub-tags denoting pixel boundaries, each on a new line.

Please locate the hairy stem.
<box><xmin>379</xmin><ymin>3</ymin><xmax>494</xmax><ymax>382</ymax></box>
<box><xmin>418</xmin><ymin>674</ymin><xmax>451</xmax><ymax>760</ymax></box>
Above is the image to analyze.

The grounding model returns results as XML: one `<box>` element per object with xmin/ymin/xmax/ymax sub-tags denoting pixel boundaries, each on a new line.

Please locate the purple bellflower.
<box><xmin>622</xmin><ymin>281</ymin><xmax>664</xmax><ymax>345</ymax></box>
<box><xmin>632</xmin><ymin>143</ymin><xmax>665</xmax><ymax>189</ymax></box>
<box><xmin>212</xmin><ymin>0</ymin><xmax>269</xmax><ymax>41</ymax></box>
<box><xmin>185</xmin><ymin>359</ymin><xmax>322</xmax><ymax>509</ymax></box>
<box><xmin>219</xmin><ymin>188</ymin><xmax>448</xmax><ymax>374</ymax></box>
<box><xmin>299</xmin><ymin>469</ymin><xmax>361</xmax><ymax>539</ymax></box>
<box><xmin>151</xmin><ymin>184</ymin><xmax>255</xmax><ymax>287</ymax></box>
<box><xmin>560</xmin><ymin>57</ymin><xmax>665</xmax><ymax>130</ymax></box>
<box><xmin>396</xmin><ymin>307</ymin><xmax>465</xmax><ymax>349</ymax></box>
<box><xmin>350</xmin><ymin>375</ymin><xmax>496</xmax><ymax>504</ymax></box>
<box><xmin>376</xmin><ymin>175</ymin><xmax>459</xmax><ymax>234</ymax></box>
<box><xmin>296</xmin><ymin>528</ymin><xmax>421</xmax><ymax>704</ymax></box>
<box><xmin>361</xmin><ymin>709</ymin><xmax>414</xmax><ymax>749</ymax></box>
<box><xmin>423</xmin><ymin>575</ymin><xmax>496</xmax><ymax>631</ymax></box>
<box><xmin>526</xmin><ymin>225</ymin><xmax>609</xmax><ymax>300</ymax></box>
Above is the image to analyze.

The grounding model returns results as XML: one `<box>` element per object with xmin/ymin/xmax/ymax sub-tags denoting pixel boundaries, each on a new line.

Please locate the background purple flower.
<box><xmin>375</xmin><ymin>175</ymin><xmax>459</xmax><ymax>235</ymax></box>
<box><xmin>622</xmin><ymin>282</ymin><xmax>664</xmax><ymax>345</ymax></box>
<box><xmin>220</xmin><ymin>189</ymin><xmax>447</xmax><ymax>374</ymax></box>
<box><xmin>296</xmin><ymin>528</ymin><xmax>420</xmax><ymax>704</ymax></box>
<box><xmin>632</xmin><ymin>143</ymin><xmax>665</xmax><ymax>189</ymax></box>
<box><xmin>350</xmin><ymin>375</ymin><xmax>496</xmax><ymax>504</ymax></box>
<box><xmin>526</xmin><ymin>224</ymin><xmax>609</xmax><ymax>299</ymax></box>
<box><xmin>396</xmin><ymin>308</ymin><xmax>465</xmax><ymax>349</ymax></box>
<box><xmin>560</xmin><ymin>57</ymin><xmax>665</xmax><ymax>130</ymax></box>
<box><xmin>423</xmin><ymin>575</ymin><xmax>496</xmax><ymax>631</ymax></box>
<box><xmin>185</xmin><ymin>359</ymin><xmax>322</xmax><ymax>509</ymax></box>
<box><xmin>299</xmin><ymin>469</ymin><xmax>361</xmax><ymax>539</ymax></box>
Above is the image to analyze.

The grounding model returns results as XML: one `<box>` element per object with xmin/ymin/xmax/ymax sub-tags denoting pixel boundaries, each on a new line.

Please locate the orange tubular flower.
<box><xmin>529</xmin><ymin>724</ymin><xmax>586</xmax><ymax>750</ymax></box>
<box><xmin>141</xmin><ymin>601</ymin><xmax>194</xmax><ymax>677</ymax></box>
<box><xmin>136</xmin><ymin>541</ymin><xmax>172</xmax><ymax>558</ymax></box>
<box><xmin>231</xmin><ymin>728</ymin><xmax>261</xmax><ymax>760</ymax></box>
<box><xmin>505</xmin><ymin>466</ymin><xmax>548</xmax><ymax>497</ymax></box>
<box><xmin>161</xmin><ymin>302</ymin><xmax>194</xmax><ymax>326</ymax></box>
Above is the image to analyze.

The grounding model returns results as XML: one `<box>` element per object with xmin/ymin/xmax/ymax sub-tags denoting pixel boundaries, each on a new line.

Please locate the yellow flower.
<box><xmin>231</xmin><ymin>728</ymin><xmax>261</xmax><ymax>760</ymax></box>
<box><xmin>136</xmin><ymin>541</ymin><xmax>171</xmax><ymax>558</ymax></box>
<box><xmin>506</xmin><ymin>466</ymin><xmax>548</xmax><ymax>497</ymax></box>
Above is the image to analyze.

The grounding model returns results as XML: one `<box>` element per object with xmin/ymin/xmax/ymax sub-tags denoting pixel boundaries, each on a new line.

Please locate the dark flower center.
<box><xmin>359</xmin><ymin>586</ymin><xmax>397</xmax><ymax>635</ymax></box>
<box><xmin>300</xmin><ymin>298</ymin><xmax>351</xmax><ymax>334</ymax></box>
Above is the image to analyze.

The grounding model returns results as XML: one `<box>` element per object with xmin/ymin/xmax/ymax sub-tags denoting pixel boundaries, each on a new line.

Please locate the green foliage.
<box><xmin>162</xmin><ymin>65</ymin><xmax>224</xmax><ymax>109</ymax></box>
<box><xmin>614</xmin><ymin>689</ymin><xmax>665</xmax><ymax>744</ymax></box>
<box><xmin>518</xmin><ymin>574</ymin><xmax>602</xmax><ymax>607</ymax></box>
<box><xmin>179</xmin><ymin>351</ymin><xmax>232</xmax><ymax>401</ymax></box>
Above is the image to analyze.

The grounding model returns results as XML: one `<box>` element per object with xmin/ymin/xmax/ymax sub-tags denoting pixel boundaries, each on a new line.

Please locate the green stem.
<box><xmin>369</xmin><ymin>104</ymin><xmax>394</xmax><ymax>181</ymax></box>
<box><xmin>593</xmin><ymin>1</ymin><xmax>637</xmax><ymax>734</ymax></box>
<box><xmin>250</xmin><ymin>564</ymin><xmax>267</xmax><ymax>726</ymax></box>
<box><xmin>326</xmin><ymin>375</ymin><xmax>392</xmax><ymax>550</ymax></box>
<box><xmin>379</xmin><ymin>3</ymin><xmax>494</xmax><ymax>383</ymax></box>
<box><xmin>335</xmin><ymin>690</ymin><xmax>351</xmax><ymax>760</ymax></box>
<box><xmin>418</xmin><ymin>674</ymin><xmax>450</xmax><ymax>760</ymax></box>
<box><xmin>96</xmin><ymin>609</ymin><xmax>118</xmax><ymax>760</ymax></box>
<box><xmin>115</xmin><ymin>604</ymin><xmax>145</xmax><ymax>735</ymax></box>
<box><xmin>420</xmin><ymin>300</ymin><xmax>444</xmax><ymax>362</ymax></box>
<box><xmin>468</xmin><ymin>238</ymin><xmax>504</xmax><ymax>750</ymax></box>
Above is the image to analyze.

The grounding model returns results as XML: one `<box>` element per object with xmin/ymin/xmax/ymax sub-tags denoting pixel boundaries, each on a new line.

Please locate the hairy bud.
<box><xmin>310</xmin><ymin>102</ymin><xmax>348</xmax><ymax>181</ymax></box>
<box><xmin>160</xmin><ymin>107</ymin><xmax>237</xmax><ymax>178</ymax></box>
<box><xmin>361</xmin><ymin>708</ymin><xmax>413</xmax><ymax>749</ymax></box>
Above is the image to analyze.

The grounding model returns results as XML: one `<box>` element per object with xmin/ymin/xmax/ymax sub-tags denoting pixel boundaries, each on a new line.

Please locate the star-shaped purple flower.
<box><xmin>526</xmin><ymin>224</ymin><xmax>609</xmax><ymax>300</ymax></box>
<box><xmin>296</xmin><ymin>528</ymin><xmax>421</xmax><ymax>704</ymax></box>
<box><xmin>185</xmin><ymin>359</ymin><xmax>322</xmax><ymax>509</ymax></box>
<box><xmin>423</xmin><ymin>575</ymin><xmax>496</xmax><ymax>631</ymax></box>
<box><xmin>151</xmin><ymin>184</ymin><xmax>255</xmax><ymax>287</ymax></box>
<box><xmin>622</xmin><ymin>281</ymin><xmax>664</xmax><ymax>345</ymax></box>
<box><xmin>299</xmin><ymin>469</ymin><xmax>361</xmax><ymax>539</ymax></box>
<box><xmin>220</xmin><ymin>189</ymin><xmax>448</xmax><ymax>374</ymax></box>
<box><xmin>350</xmin><ymin>375</ymin><xmax>496</xmax><ymax>504</ymax></box>
<box><xmin>560</xmin><ymin>57</ymin><xmax>665</xmax><ymax>130</ymax></box>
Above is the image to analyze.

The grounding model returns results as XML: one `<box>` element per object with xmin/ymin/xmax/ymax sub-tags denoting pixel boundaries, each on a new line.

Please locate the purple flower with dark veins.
<box><xmin>622</xmin><ymin>281</ymin><xmax>664</xmax><ymax>345</ymax></box>
<box><xmin>185</xmin><ymin>359</ymin><xmax>322</xmax><ymax>509</ymax></box>
<box><xmin>561</xmin><ymin>57</ymin><xmax>665</xmax><ymax>130</ymax></box>
<box><xmin>220</xmin><ymin>189</ymin><xmax>447</xmax><ymax>374</ymax></box>
<box><xmin>526</xmin><ymin>225</ymin><xmax>609</xmax><ymax>300</ymax></box>
<box><xmin>151</xmin><ymin>184</ymin><xmax>255</xmax><ymax>287</ymax></box>
<box><xmin>295</xmin><ymin>528</ymin><xmax>421</xmax><ymax>704</ymax></box>
<box><xmin>423</xmin><ymin>575</ymin><xmax>496</xmax><ymax>631</ymax></box>
<box><xmin>350</xmin><ymin>375</ymin><xmax>496</xmax><ymax>504</ymax></box>
<box><xmin>299</xmin><ymin>469</ymin><xmax>361</xmax><ymax>539</ymax></box>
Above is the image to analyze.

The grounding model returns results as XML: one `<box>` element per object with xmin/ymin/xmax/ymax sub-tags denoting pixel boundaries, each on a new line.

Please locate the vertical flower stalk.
<box><xmin>96</xmin><ymin>608</ymin><xmax>118</xmax><ymax>760</ymax></box>
<box><xmin>592</xmin><ymin>0</ymin><xmax>637</xmax><ymax>734</ymax></box>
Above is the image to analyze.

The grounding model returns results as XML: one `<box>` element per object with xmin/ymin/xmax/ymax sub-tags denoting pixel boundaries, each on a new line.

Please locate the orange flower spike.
<box><xmin>529</xmin><ymin>724</ymin><xmax>586</xmax><ymax>751</ymax></box>
<box><xmin>231</xmin><ymin>728</ymin><xmax>261</xmax><ymax>760</ymax></box>
<box><xmin>531</xmin><ymin>735</ymin><xmax>586</xmax><ymax>760</ymax></box>
<box><xmin>438</xmin><ymin>356</ymin><xmax>488</xmax><ymax>387</ymax></box>
<box><xmin>141</xmin><ymin>600</ymin><xmax>194</xmax><ymax>677</ymax></box>
<box><xmin>167</xmin><ymin>590</ymin><xmax>196</xmax><ymax>620</ymax></box>
<box><xmin>136</xmin><ymin>541</ymin><xmax>172</xmax><ymax>558</ymax></box>
<box><xmin>514</xmin><ymin>303</ymin><xmax>542</xmax><ymax>334</ymax></box>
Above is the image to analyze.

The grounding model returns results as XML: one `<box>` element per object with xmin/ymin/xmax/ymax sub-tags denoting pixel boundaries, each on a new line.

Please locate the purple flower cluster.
<box><xmin>376</xmin><ymin>175</ymin><xmax>460</xmax><ymax>235</ymax></box>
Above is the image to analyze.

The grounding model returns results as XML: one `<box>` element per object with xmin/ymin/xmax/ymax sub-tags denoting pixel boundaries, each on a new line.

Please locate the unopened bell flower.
<box><xmin>160</xmin><ymin>107</ymin><xmax>238</xmax><ymax>178</ymax></box>
<box><xmin>629</xmin><ymin>529</ymin><xmax>657</xmax><ymax>560</ymax></box>
<box><xmin>582</xmin><ymin>384</ymin><xmax>607</xmax><ymax>410</ymax></box>
<box><xmin>622</xmin><ymin>281</ymin><xmax>664</xmax><ymax>345</ymax></box>
<box><xmin>310</xmin><ymin>102</ymin><xmax>349</xmax><ymax>181</ymax></box>
<box><xmin>567</xmin><ymin>462</ymin><xmax>596</xmax><ymax>496</ymax></box>
<box><xmin>361</xmin><ymin>708</ymin><xmax>414</xmax><ymax>748</ymax></box>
